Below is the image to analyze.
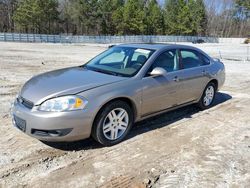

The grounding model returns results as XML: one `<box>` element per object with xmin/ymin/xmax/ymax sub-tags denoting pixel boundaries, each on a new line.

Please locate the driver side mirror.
<box><xmin>149</xmin><ymin>67</ymin><xmax>167</xmax><ymax>77</ymax></box>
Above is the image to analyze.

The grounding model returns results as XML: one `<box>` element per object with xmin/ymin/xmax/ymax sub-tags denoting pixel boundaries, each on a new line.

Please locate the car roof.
<box><xmin>116</xmin><ymin>43</ymin><xmax>196</xmax><ymax>51</ymax></box>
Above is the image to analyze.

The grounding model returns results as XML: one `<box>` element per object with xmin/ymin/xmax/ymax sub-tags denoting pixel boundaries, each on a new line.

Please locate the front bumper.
<box><xmin>11</xmin><ymin>99</ymin><xmax>94</xmax><ymax>142</ymax></box>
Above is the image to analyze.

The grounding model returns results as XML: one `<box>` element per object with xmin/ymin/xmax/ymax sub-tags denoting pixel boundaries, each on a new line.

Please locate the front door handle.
<box><xmin>173</xmin><ymin>76</ymin><xmax>179</xmax><ymax>82</ymax></box>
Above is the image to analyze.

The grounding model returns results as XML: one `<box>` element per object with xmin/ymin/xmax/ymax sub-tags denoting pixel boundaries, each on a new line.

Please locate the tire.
<box><xmin>92</xmin><ymin>100</ymin><xmax>134</xmax><ymax>146</ymax></box>
<box><xmin>198</xmin><ymin>82</ymin><xmax>216</xmax><ymax>110</ymax></box>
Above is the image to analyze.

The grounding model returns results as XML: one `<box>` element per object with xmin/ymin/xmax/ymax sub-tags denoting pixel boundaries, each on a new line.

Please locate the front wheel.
<box><xmin>198</xmin><ymin>82</ymin><xmax>216</xmax><ymax>110</ymax></box>
<box><xmin>92</xmin><ymin>100</ymin><xmax>134</xmax><ymax>146</ymax></box>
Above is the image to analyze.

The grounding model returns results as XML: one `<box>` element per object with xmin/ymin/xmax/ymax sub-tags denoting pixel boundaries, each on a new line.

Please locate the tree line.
<box><xmin>0</xmin><ymin>0</ymin><xmax>249</xmax><ymax>37</ymax></box>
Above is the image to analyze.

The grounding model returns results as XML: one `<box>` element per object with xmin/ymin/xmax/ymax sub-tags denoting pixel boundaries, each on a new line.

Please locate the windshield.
<box><xmin>85</xmin><ymin>46</ymin><xmax>155</xmax><ymax>77</ymax></box>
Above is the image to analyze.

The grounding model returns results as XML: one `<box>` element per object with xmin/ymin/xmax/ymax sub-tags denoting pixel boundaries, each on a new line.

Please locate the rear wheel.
<box><xmin>198</xmin><ymin>82</ymin><xmax>216</xmax><ymax>110</ymax></box>
<box><xmin>92</xmin><ymin>100</ymin><xmax>134</xmax><ymax>146</ymax></box>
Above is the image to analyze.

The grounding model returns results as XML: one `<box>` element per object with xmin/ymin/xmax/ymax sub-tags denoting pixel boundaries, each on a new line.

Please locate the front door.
<box><xmin>141</xmin><ymin>49</ymin><xmax>181</xmax><ymax>116</ymax></box>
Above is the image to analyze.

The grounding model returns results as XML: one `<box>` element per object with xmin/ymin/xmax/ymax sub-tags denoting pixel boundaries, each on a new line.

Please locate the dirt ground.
<box><xmin>0</xmin><ymin>42</ymin><xmax>250</xmax><ymax>188</ymax></box>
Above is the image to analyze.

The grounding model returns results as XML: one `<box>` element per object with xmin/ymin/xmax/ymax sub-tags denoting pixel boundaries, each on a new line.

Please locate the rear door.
<box><xmin>174</xmin><ymin>49</ymin><xmax>211</xmax><ymax>105</ymax></box>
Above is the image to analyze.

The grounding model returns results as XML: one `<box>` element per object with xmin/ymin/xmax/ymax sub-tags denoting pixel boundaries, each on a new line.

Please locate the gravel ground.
<box><xmin>0</xmin><ymin>42</ymin><xmax>249</xmax><ymax>188</ymax></box>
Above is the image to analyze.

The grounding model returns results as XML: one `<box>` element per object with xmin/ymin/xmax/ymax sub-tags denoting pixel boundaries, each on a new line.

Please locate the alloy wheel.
<box><xmin>203</xmin><ymin>85</ymin><xmax>215</xmax><ymax>106</ymax></box>
<box><xmin>102</xmin><ymin>108</ymin><xmax>129</xmax><ymax>140</ymax></box>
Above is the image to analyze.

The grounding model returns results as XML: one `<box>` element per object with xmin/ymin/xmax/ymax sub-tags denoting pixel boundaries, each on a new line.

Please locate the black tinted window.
<box><xmin>151</xmin><ymin>50</ymin><xmax>179</xmax><ymax>72</ymax></box>
<box><xmin>180</xmin><ymin>50</ymin><xmax>201</xmax><ymax>69</ymax></box>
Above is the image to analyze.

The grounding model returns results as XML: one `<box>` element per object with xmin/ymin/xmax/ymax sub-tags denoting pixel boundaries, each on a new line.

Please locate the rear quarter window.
<box><xmin>199</xmin><ymin>53</ymin><xmax>211</xmax><ymax>65</ymax></box>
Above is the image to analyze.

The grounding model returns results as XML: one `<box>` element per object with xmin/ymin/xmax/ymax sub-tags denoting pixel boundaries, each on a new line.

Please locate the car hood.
<box><xmin>20</xmin><ymin>67</ymin><xmax>127</xmax><ymax>105</ymax></box>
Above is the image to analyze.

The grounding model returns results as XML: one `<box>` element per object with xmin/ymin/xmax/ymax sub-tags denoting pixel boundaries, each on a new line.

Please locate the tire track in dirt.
<box><xmin>6</xmin><ymin>96</ymin><xmax>239</xmax><ymax>187</ymax></box>
<box><xmin>0</xmin><ymin>91</ymin><xmax>239</xmax><ymax>187</ymax></box>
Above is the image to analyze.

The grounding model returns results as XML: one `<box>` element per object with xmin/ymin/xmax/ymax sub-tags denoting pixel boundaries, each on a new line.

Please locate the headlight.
<box><xmin>39</xmin><ymin>96</ymin><xmax>88</xmax><ymax>112</ymax></box>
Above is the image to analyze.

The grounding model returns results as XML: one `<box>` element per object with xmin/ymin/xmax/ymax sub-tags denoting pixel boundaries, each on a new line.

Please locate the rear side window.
<box><xmin>180</xmin><ymin>50</ymin><xmax>202</xmax><ymax>69</ymax></box>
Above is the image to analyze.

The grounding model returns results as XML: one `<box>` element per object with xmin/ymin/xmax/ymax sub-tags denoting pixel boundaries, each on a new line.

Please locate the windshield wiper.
<box><xmin>80</xmin><ymin>64</ymin><xmax>89</xmax><ymax>69</ymax></box>
<box><xmin>95</xmin><ymin>69</ymin><xmax>121</xmax><ymax>76</ymax></box>
<box><xmin>85</xmin><ymin>66</ymin><xmax>123</xmax><ymax>77</ymax></box>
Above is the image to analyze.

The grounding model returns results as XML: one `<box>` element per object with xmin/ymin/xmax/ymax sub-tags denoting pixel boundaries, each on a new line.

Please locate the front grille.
<box><xmin>18</xmin><ymin>96</ymin><xmax>34</xmax><ymax>109</ymax></box>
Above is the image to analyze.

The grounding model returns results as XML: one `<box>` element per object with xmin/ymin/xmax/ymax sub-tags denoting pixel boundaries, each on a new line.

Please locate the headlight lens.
<box><xmin>39</xmin><ymin>96</ymin><xmax>88</xmax><ymax>112</ymax></box>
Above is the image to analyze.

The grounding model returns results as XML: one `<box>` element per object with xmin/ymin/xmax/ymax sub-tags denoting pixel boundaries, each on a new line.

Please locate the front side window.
<box><xmin>180</xmin><ymin>50</ymin><xmax>202</xmax><ymax>69</ymax></box>
<box><xmin>85</xmin><ymin>47</ymin><xmax>155</xmax><ymax>77</ymax></box>
<box><xmin>150</xmin><ymin>49</ymin><xmax>179</xmax><ymax>73</ymax></box>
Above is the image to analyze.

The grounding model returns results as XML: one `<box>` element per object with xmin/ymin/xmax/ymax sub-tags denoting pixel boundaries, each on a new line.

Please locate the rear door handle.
<box><xmin>202</xmin><ymin>70</ymin><xmax>208</xmax><ymax>75</ymax></box>
<box><xmin>173</xmin><ymin>76</ymin><xmax>179</xmax><ymax>82</ymax></box>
